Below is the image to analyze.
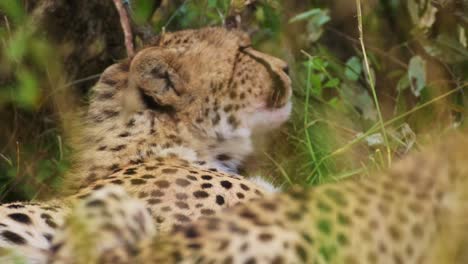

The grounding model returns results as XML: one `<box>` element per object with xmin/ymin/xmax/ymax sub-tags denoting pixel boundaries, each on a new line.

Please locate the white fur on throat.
<box><xmin>248</xmin><ymin>176</ymin><xmax>281</xmax><ymax>193</ymax></box>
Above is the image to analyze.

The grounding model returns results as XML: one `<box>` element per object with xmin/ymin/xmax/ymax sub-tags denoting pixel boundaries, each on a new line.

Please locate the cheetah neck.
<box><xmin>75</xmin><ymin>109</ymin><xmax>253</xmax><ymax>184</ymax></box>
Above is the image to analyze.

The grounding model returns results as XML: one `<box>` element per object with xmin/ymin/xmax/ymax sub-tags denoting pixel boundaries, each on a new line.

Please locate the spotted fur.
<box><xmin>134</xmin><ymin>136</ymin><xmax>468</xmax><ymax>264</ymax></box>
<box><xmin>0</xmin><ymin>27</ymin><xmax>292</xmax><ymax>263</ymax></box>
<box><xmin>44</xmin><ymin>136</ymin><xmax>468</xmax><ymax>264</ymax></box>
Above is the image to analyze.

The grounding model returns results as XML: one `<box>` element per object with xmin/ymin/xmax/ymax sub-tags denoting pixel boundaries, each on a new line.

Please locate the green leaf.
<box><xmin>290</xmin><ymin>9</ymin><xmax>330</xmax><ymax>42</ymax></box>
<box><xmin>310</xmin><ymin>74</ymin><xmax>323</xmax><ymax>96</ymax></box>
<box><xmin>311</xmin><ymin>57</ymin><xmax>327</xmax><ymax>70</ymax></box>
<box><xmin>289</xmin><ymin>8</ymin><xmax>329</xmax><ymax>24</ymax></box>
<box><xmin>408</xmin><ymin>56</ymin><xmax>426</xmax><ymax>97</ymax></box>
<box><xmin>344</xmin><ymin>56</ymin><xmax>362</xmax><ymax>81</ymax></box>
<box><xmin>324</xmin><ymin>78</ymin><xmax>340</xmax><ymax>88</ymax></box>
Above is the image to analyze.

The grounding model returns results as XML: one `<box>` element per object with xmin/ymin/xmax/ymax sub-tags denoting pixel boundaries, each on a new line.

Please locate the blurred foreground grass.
<box><xmin>0</xmin><ymin>0</ymin><xmax>467</xmax><ymax>201</ymax></box>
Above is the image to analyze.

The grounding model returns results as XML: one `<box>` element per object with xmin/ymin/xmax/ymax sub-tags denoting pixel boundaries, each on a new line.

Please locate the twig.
<box><xmin>355</xmin><ymin>0</ymin><xmax>392</xmax><ymax>166</ymax></box>
<box><xmin>112</xmin><ymin>0</ymin><xmax>135</xmax><ymax>58</ymax></box>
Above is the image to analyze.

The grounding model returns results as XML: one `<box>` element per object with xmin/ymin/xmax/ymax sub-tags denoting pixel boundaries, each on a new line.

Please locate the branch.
<box><xmin>112</xmin><ymin>0</ymin><xmax>135</xmax><ymax>58</ymax></box>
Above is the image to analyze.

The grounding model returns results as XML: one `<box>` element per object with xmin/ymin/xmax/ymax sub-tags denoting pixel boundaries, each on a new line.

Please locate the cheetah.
<box><xmin>50</xmin><ymin>134</ymin><xmax>468</xmax><ymax>264</ymax></box>
<box><xmin>0</xmin><ymin>27</ymin><xmax>292</xmax><ymax>263</ymax></box>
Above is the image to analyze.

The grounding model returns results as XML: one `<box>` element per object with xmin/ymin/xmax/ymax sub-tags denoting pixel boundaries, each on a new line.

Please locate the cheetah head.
<box><xmin>128</xmin><ymin>27</ymin><xmax>291</xmax><ymax>136</ymax></box>
<box><xmin>89</xmin><ymin>27</ymin><xmax>291</xmax><ymax>172</ymax></box>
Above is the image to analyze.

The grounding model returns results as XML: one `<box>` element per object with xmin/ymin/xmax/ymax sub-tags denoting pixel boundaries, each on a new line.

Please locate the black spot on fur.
<box><xmin>151</xmin><ymin>190</ymin><xmax>165</xmax><ymax>197</ymax></box>
<box><xmin>201</xmin><ymin>175</ymin><xmax>212</xmax><ymax>180</ymax></box>
<box><xmin>86</xmin><ymin>199</ymin><xmax>105</xmax><ymax>208</ymax></box>
<box><xmin>175</xmin><ymin>202</ymin><xmax>189</xmax><ymax>209</ymax></box>
<box><xmin>193</xmin><ymin>191</ymin><xmax>209</xmax><ymax>199</ymax></box>
<box><xmin>43</xmin><ymin>233</ymin><xmax>53</xmax><ymax>242</ymax></box>
<box><xmin>2</xmin><ymin>230</ymin><xmax>26</xmax><ymax>244</ymax></box>
<box><xmin>126</xmin><ymin>118</ymin><xmax>136</xmax><ymax>127</ymax></box>
<box><xmin>220</xmin><ymin>180</ymin><xmax>233</xmax><ymax>189</ymax></box>
<box><xmin>295</xmin><ymin>244</ymin><xmax>308</xmax><ymax>262</ymax></box>
<box><xmin>110</xmin><ymin>145</ymin><xmax>126</xmax><ymax>151</ymax></box>
<box><xmin>118</xmin><ymin>132</ymin><xmax>130</xmax><ymax>137</ymax></box>
<box><xmin>6</xmin><ymin>204</ymin><xmax>25</xmax><ymax>209</ymax></box>
<box><xmin>141</xmin><ymin>174</ymin><xmax>155</xmax><ymax>179</ymax></box>
<box><xmin>240</xmin><ymin>184</ymin><xmax>250</xmax><ymax>191</ymax></box>
<box><xmin>155</xmin><ymin>180</ymin><xmax>170</xmax><ymax>188</ymax></box>
<box><xmin>174</xmin><ymin>214</ymin><xmax>191</xmax><ymax>222</ymax></box>
<box><xmin>111</xmin><ymin>179</ymin><xmax>124</xmax><ymax>185</ymax></box>
<box><xmin>184</xmin><ymin>227</ymin><xmax>199</xmax><ymax>239</ymax></box>
<box><xmin>187</xmin><ymin>243</ymin><xmax>202</xmax><ymax>249</ymax></box>
<box><xmin>148</xmin><ymin>198</ymin><xmax>162</xmax><ymax>204</ymax></box>
<box><xmin>175</xmin><ymin>178</ymin><xmax>191</xmax><ymax>187</ymax></box>
<box><xmin>176</xmin><ymin>193</ymin><xmax>188</xmax><ymax>200</ymax></box>
<box><xmin>201</xmin><ymin>209</ymin><xmax>215</xmax><ymax>215</ymax></box>
<box><xmin>216</xmin><ymin>195</ymin><xmax>225</xmax><ymax>205</ymax></box>
<box><xmin>187</xmin><ymin>175</ymin><xmax>198</xmax><ymax>181</ymax></box>
<box><xmin>8</xmin><ymin>213</ymin><xmax>32</xmax><ymax>225</ymax></box>
<box><xmin>201</xmin><ymin>183</ymin><xmax>212</xmax><ymax>189</ymax></box>
<box><xmin>216</xmin><ymin>154</ymin><xmax>231</xmax><ymax>161</ymax></box>
<box><xmin>124</xmin><ymin>168</ymin><xmax>137</xmax><ymax>175</ymax></box>
<box><xmin>130</xmin><ymin>179</ymin><xmax>146</xmax><ymax>185</ymax></box>
<box><xmin>102</xmin><ymin>110</ymin><xmax>119</xmax><ymax>118</ymax></box>
<box><xmin>161</xmin><ymin>168</ymin><xmax>178</xmax><ymax>174</ymax></box>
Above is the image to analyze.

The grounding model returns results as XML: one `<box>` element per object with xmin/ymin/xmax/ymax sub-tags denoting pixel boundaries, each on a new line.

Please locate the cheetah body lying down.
<box><xmin>55</xmin><ymin>136</ymin><xmax>468</xmax><ymax>264</ymax></box>
<box><xmin>0</xmin><ymin>27</ymin><xmax>291</xmax><ymax>263</ymax></box>
<box><xmin>2</xmin><ymin>26</ymin><xmax>466</xmax><ymax>264</ymax></box>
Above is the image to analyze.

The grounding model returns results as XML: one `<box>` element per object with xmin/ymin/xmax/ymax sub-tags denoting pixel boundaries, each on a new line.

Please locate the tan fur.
<box><xmin>0</xmin><ymin>27</ymin><xmax>292</xmax><ymax>264</ymax></box>
<box><xmin>41</xmin><ymin>134</ymin><xmax>468</xmax><ymax>263</ymax></box>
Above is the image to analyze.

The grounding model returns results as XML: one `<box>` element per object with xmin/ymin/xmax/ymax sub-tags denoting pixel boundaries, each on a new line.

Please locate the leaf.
<box><xmin>290</xmin><ymin>9</ymin><xmax>330</xmax><ymax>42</ymax></box>
<box><xmin>289</xmin><ymin>9</ymin><xmax>329</xmax><ymax>24</ymax></box>
<box><xmin>324</xmin><ymin>78</ymin><xmax>340</xmax><ymax>88</ymax></box>
<box><xmin>344</xmin><ymin>56</ymin><xmax>362</xmax><ymax>81</ymax></box>
<box><xmin>310</xmin><ymin>74</ymin><xmax>323</xmax><ymax>96</ymax></box>
<box><xmin>311</xmin><ymin>57</ymin><xmax>326</xmax><ymax>70</ymax></box>
<box><xmin>408</xmin><ymin>56</ymin><xmax>426</xmax><ymax>97</ymax></box>
<box><xmin>340</xmin><ymin>83</ymin><xmax>377</xmax><ymax>121</ymax></box>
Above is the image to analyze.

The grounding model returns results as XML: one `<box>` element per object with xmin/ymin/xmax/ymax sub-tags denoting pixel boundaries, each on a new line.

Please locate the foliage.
<box><xmin>0</xmin><ymin>0</ymin><xmax>69</xmax><ymax>201</ymax></box>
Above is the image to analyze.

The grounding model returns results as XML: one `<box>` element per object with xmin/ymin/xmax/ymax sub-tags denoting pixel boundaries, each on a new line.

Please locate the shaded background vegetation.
<box><xmin>0</xmin><ymin>0</ymin><xmax>467</xmax><ymax>201</ymax></box>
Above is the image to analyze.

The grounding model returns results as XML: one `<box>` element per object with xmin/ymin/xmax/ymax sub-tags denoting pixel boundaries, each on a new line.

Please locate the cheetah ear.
<box><xmin>125</xmin><ymin>48</ymin><xmax>186</xmax><ymax>113</ymax></box>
